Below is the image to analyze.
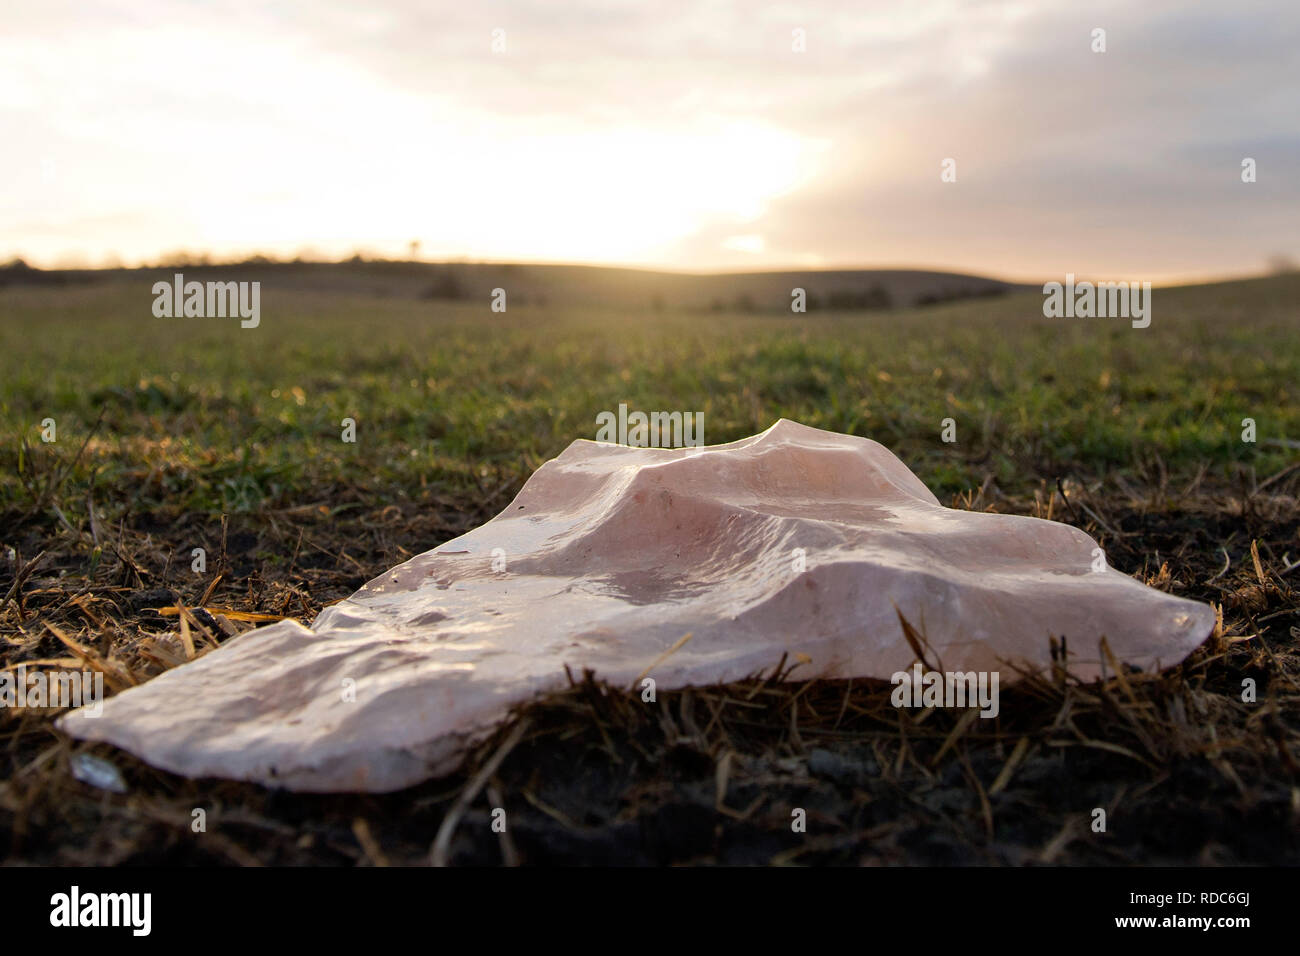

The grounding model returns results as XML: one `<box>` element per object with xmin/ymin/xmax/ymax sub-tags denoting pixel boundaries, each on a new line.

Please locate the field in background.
<box><xmin>0</xmin><ymin>259</ymin><xmax>1023</xmax><ymax>313</ymax></box>
<box><xmin>2</xmin><ymin>271</ymin><xmax>1296</xmax><ymax>512</ymax></box>
<box><xmin>0</xmin><ymin>272</ymin><xmax>1297</xmax><ymax>864</ymax></box>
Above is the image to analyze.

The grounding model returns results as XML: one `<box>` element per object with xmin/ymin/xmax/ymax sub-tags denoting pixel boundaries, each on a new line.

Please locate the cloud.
<box><xmin>1</xmin><ymin>0</ymin><xmax>1295</xmax><ymax>280</ymax></box>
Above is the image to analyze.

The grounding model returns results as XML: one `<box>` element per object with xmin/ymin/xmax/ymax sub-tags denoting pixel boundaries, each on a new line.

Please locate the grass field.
<box><xmin>1</xmin><ymin>271</ymin><xmax>1297</xmax><ymax>864</ymax></box>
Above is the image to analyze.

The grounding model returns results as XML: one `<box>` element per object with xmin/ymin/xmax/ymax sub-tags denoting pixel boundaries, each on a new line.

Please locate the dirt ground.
<box><xmin>3</xmin><ymin>475</ymin><xmax>1298</xmax><ymax>866</ymax></box>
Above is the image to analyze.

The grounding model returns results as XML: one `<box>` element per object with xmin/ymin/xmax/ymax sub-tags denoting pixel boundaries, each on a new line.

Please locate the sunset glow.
<box><xmin>2</xmin><ymin>0</ymin><xmax>1296</xmax><ymax>282</ymax></box>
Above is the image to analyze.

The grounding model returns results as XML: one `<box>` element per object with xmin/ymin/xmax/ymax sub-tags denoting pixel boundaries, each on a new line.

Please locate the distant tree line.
<box><xmin>914</xmin><ymin>285</ymin><xmax>1007</xmax><ymax>306</ymax></box>
<box><xmin>709</xmin><ymin>284</ymin><xmax>894</xmax><ymax>313</ymax></box>
<box><xmin>421</xmin><ymin>266</ymin><xmax>467</xmax><ymax>300</ymax></box>
<box><xmin>0</xmin><ymin>258</ymin><xmax>88</xmax><ymax>288</ymax></box>
<box><xmin>820</xmin><ymin>284</ymin><xmax>893</xmax><ymax>310</ymax></box>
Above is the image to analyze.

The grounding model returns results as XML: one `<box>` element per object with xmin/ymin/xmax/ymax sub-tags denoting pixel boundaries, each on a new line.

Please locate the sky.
<box><xmin>2</xmin><ymin>0</ymin><xmax>1297</xmax><ymax>282</ymax></box>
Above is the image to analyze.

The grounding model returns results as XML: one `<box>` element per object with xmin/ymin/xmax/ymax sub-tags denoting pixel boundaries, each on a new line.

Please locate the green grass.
<box><xmin>1</xmin><ymin>270</ymin><xmax>1298</xmax><ymax>865</ymax></box>
<box><xmin>1</xmin><ymin>273</ymin><xmax>1296</xmax><ymax>524</ymax></box>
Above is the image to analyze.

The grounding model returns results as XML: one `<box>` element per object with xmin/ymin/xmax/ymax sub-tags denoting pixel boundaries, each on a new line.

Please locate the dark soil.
<box><xmin>3</xmin><ymin>480</ymin><xmax>1298</xmax><ymax>866</ymax></box>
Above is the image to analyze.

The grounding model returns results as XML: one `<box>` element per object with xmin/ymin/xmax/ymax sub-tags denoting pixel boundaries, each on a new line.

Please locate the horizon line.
<box><xmin>3</xmin><ymin>254</ymin><xmax>1291</xmax><ymax>292</ymax></box>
